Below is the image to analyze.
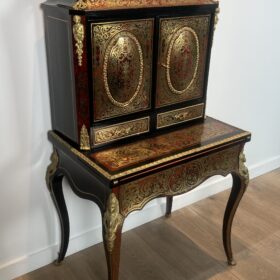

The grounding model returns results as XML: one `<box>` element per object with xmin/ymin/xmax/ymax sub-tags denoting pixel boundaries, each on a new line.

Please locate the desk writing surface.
<box><xmin>90</xmin><ymin>117</ymin><xmax>250</xmax><ymax>176</ymax></box>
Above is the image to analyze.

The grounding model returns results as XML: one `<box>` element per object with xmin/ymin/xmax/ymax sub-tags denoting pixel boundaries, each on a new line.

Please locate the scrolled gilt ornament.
<box><xmin>103</xmin><ymin>194</ymin><xmax>124</xmax><ymax>253</ymax></box>
<box><xmin>73</xmin><ymin>15</ymin><xmax>85</xmax><ymax>67</ymax></box>
<box><xmin>214</xmin><ymin>8</ymin><xmax>220</xmax><ymax>29</ymax></box>
<box><xmin>239</xmin><ymin>150</ymin><xmax>249</xmax><ymax>186</ymax></box>
<box><xmin>73</xmin><ymin>0</ymin><xmax>88</xmax><ymax>10</ymax></box>
<box><xmin>45</xmin><ymin>150</ymin><xmax>59</xmax><ymax>190</ymax></box>
<box><xmin>80</xmin><ymin>124</ymin><xmax>90</xmax><ymax>151</ymax></box>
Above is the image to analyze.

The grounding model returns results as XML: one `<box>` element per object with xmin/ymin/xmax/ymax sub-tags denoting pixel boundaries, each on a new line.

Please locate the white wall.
<box><xmin>0</xmin><ymin>1</ymin><xmax>280</xmax><ymax>279</ymax></box>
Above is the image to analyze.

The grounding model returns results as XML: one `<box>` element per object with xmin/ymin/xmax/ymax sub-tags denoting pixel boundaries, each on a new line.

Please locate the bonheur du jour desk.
<box><xmin>46</xmin><ymin>117</ymin><xmax>251</xmax><ymax>280</ymax></box>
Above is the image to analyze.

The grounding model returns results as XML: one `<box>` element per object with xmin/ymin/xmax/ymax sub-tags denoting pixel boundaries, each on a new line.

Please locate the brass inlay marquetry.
<box><xmin>93</xmin><ymin>117</ymin><xmax>150</xmax><ymax>146</ymax></box>
<box><xmin>119</xmin><ymin>146</ymin><xmax>240</xmax><ymax>217</ymax></box>
<box><xmin>103</xmin><ymin>31</ymin><xmax>144</xmax><ymax>108</ymax></box>
<box><xmin>103</xmin><ymin>193</ymin><xmax>124</xmax><ymax>253</ymax></box>
<box><xmin>80</xmin><ymin>125</ymin><xmax>90</xmax><ymax>151</ymax></box>
<box><xmin>166</xmin><ymin>26</ymin><xmax>200</xmax><ymax>95</ymax></box>
<box><xmin>157</xmin><ymin>103</ymin><xmax>204</xmax><ymax>129</ymax></box>
<box><xmin>73</xmin><ymin>0</ymin><xmax>215</xmax><ymax>10</ymax></box>
<box><xmin>73</xmin><ymin>16</ymin><xmax>84</xmax><ymax>67</ymax></box>
<box><xmin>92</xmin><ymin>19</ymin><xmax>153</xmax><ymax>121</ymax></box>
<box><xmin>50</xmin><ymin>130</ymin><xmax>251</xmax><ymax>181</ymax></box>
<box><xmin>156</xmin><ymin>16</ymin><xmax>210</xmax><ymax>108</ymax></box>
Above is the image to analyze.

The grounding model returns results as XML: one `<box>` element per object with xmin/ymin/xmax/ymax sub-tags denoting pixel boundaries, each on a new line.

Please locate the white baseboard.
<box><xmin>2</xmin><ymin>155</ymin><xmax>280</xmax><ymax>280</ymax></box>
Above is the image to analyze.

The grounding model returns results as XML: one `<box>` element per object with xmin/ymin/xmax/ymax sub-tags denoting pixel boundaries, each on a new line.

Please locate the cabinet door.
<box><xmin>92</xmin><ymin>19</ymin><xmax>154</xmax><ymax>121</ymax></box>
<box><xmin>156</xmin><ymin>15</ymin><xmax>211</xmax><ymax>108</ymax></box>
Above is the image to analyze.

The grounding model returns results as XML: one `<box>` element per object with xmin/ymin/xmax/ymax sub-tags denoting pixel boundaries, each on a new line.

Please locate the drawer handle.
<box><xmin>116</xmin><ymin>127</ymin><xmax>132</xmax><ymax>137</ymax></box>
<box><xmin>173</xmin><ymin>112</ymin><xmax>190</xmax><ymax>121</ymax></box>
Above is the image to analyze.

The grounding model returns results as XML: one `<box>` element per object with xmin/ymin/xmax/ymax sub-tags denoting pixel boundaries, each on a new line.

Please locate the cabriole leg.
<box><xmin>223</xmin><ymin>150</ymin><xmax>249</xmax><ymax>266</ymax></box>
<box><xmin>46</xmin><ymin>150</ymin><xmax>70</xmax><ymax>265</ymax></box>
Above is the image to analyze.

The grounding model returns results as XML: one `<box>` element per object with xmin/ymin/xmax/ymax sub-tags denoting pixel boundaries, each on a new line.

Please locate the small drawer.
<box><xmin>157</xmin><ymin>103</ymin><xmax>204</xmax><ymax>129</ymax></box>
<box><xmin>92</xmin><ymin>117</ymin><xmax>150</xmax><ymax>146</ymax></box>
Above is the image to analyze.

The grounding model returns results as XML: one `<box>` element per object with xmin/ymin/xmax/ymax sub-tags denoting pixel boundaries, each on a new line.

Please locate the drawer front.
<box><xmin>92</xmin><ymin>117</ymin><xmax>150</xmax><ymax>146</ymax></box>
<box><xmin>157</xmin><ymin>103</ymin><xmax>204</xmax><ymax>129</ymax></box>
<box><xmin>156</xmin><ymin>16</ymin><xmax>211</xmax><ymax>108</ymax></box>
<box><xmin>92</xmin><ymin>19</ymin><xmax>154</xmax><ymax>121</ymax></box>
<box><xmin>119</xmin><ymin>145</ymin><xmax>240</xmax><ymax>217</ymax></box>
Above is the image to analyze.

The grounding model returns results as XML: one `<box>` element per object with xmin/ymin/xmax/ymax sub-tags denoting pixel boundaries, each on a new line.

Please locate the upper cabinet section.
<box><xmin>92</xmin><ymin>19</ymin><xmax>154</xmax><ymax>121</ymax></box>
<box><xmin>156</xmin><ymin>15</ymin><xmax>211</xmax><ymax>108</ymax></box>
<box><xmin>42</xmin><ymin>0</ymin><xmax>219</xmax><ymax>150</ymax></box>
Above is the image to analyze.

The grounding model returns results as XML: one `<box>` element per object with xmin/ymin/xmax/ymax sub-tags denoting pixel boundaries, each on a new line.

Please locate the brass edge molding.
<box><xmin>157</xmin><ymin>103</ymin><xmax>204</xmax><ymax>129</ymax></box>
<box><xmin>103</xmin><ymin>31</ymin><xmax>144</xmax><ymax>108</ymax></box>
<box><xmin>50</xmin><ymin>130</ymin><xmax>251</xmax><ymax>181</ymax></box>
<box><xmin>103</xmin><ymin>193</ymin><xmax>124</xmax><ymax>253</ymax></box>
<box><xmin>80</xmin><ymin>125</ymin><xmax>91</xmax><ymax>151</ymax></box>
<box><xmin>239</xmin><ymin>150</ymin><xmax>249</xmax><ymax>186</ymax></box>
<box><xmin>46</xmin><ymin>150</ymin><xmax>59</xmax><ymax>190</ymax></box>
<box><xmin>93</xmin><ymin>117</ymin><xmax>150</xmax><ymax>146</ymax></box>
<box><xmin>73</xmin><ymin>15</ymin><xmax>85</xmax><ymax>67</ymax></box>
<box><xmin>166</xmin><ymin>26</ymin><xmax>200</xmax><ymax>95</ymax></box>
<box><xmin>73</xmin><ymin>0</ymin><xmax>217</xmax><ymax>10</ymax></box>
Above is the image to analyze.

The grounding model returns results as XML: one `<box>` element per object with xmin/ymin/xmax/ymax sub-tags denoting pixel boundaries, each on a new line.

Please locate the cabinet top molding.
<box><xmin>72</xmin><ymin>0</ymin><xmax>218</xmax><ymax>11</ymax></box>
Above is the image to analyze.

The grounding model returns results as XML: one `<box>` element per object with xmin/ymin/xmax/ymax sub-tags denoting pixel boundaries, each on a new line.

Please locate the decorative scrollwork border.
<box><xmin>119</xmin><ymin>146</ymin><xmax>241</xmax><ymax>217</ymax></box>
<box><xmin>93</xmin><ymin>117</ymin><xmax>150</xmax><ymax>146</ymax></box>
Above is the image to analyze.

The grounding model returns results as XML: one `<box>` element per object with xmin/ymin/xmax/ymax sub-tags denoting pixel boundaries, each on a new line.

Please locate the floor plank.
<box><xmin>14</xmin><ymin>168</ymin><xmax>280</xmax><ymax>280</ymax></box>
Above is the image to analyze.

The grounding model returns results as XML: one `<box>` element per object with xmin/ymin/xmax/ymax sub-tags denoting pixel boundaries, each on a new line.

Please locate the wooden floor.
<box><xmin>16</xmin><ymin>169</ymin><xmax>280</xmax><ymax>280</ymax></box>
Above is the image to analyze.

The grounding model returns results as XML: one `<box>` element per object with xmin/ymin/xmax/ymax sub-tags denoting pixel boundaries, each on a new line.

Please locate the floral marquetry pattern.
<box><xmin>119</xmin><ymin>146</ymin><xmax>240</xmax><ymax>217</ymax></box>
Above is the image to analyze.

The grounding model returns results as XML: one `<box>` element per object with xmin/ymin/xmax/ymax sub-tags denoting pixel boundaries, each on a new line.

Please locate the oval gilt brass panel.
<box><xmin>166</xmin><ymin>27</ymin><xmax>199</xmax><ymax>95</ymax></box>
<box><xmin>104</xmin><ymin>31</ymin><xmax>144</xmax><ymax>108</ymax></box>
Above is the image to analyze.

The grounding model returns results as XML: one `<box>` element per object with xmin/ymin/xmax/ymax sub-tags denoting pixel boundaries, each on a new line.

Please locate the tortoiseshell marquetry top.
<box><xmin>90</xmin><ymin>117</ymin><xmax>250</xmax><ymax>173</ymax></box>
<box><xmin>48</xmin><ymin>117</ymin><xmax>251</xmax><ymax>183</ymax></box>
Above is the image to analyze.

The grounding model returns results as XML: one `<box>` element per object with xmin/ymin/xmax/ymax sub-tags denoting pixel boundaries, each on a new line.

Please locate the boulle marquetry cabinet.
<box><xmin>43</xmin><ymin>1</ymin><xmax>252</xmax><ymax>280</ymax></box>
<box><xmin>42</xmin><ymin>0</ymin><xmax>219</xmax><ymax>150</ymax></box>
